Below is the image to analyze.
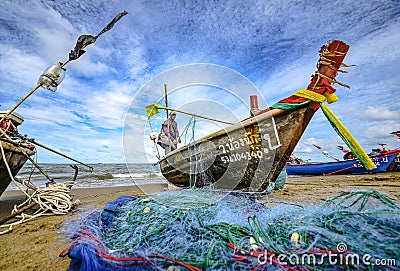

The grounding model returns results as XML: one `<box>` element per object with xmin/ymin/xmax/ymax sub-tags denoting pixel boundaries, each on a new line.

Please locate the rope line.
<box><xmin>0</xmin><ymin>141</ymin><xmax>77</xmax><ymax>235</ymax></box>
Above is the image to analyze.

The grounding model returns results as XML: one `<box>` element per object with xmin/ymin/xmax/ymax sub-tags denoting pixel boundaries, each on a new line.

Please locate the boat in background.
<box><xmin>0</xmin><ymin>111</ymin><xmax>36</xmax><ymax>196</ymax></box>
<box><xmin>285</xmin><ymin>148</ymin><xmax>400</xmax><ymax>176</ymax></box>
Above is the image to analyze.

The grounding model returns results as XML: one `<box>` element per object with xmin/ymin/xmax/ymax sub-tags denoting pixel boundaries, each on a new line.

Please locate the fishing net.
<box><xmin>61</xmin><ymin>189</ymin><xmax>400</xmax><ymax>271</ymax></box>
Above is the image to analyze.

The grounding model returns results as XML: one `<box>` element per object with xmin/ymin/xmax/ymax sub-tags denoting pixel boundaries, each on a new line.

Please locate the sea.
<box><xmin>6</xmin><ymin>163</ymin><xmax>167</xmax><ymax>191</ymax></box>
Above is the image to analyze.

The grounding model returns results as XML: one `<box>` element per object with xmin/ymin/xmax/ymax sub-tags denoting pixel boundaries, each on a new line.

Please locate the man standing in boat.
<box><xmin>158</xmin><ymin>111</ymin><xmax>180</xmax><ymax>154</ymax></box>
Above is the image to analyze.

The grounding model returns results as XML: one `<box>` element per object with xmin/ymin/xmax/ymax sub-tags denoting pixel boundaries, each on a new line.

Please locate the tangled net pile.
<box><xmin>61</xmin><ymin>189</ymin><xmax>400</xmax><ymax>271</ymax></box>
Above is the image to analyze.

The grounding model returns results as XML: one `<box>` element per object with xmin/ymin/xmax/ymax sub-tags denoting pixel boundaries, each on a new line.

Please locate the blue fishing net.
<box><xmin>61</xmin><ymin>189</ymin><xmax>400</xmax><ymax>271</ymax></box>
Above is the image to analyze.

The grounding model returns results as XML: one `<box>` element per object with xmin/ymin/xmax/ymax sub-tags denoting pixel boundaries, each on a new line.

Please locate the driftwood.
<box><xmin>0</xmin><ymin>202</ymin><xmax>36</xmax><ymax>226</ymax></box>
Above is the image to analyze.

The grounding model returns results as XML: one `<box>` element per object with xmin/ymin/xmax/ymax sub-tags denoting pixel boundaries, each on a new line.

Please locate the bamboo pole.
<box><xmin>0</xmin><ymin>84</ymin><xmax>41</xmax><ymax>124</ymax></box>
<box><xmin>0</xmin><ymin>133</ymin><xmax>93</xmax><ymax>172</ymax></box>
<box><xmin>164</xmin><ymin>84</ymin><xmax>169</xmax><ymax>119</ymax></box>
<box><xmin>28</xmin><ymin>139</ymin><xmax>94</xmax><ymax>172</ymax></box>
<box><xmin>157</xmin><ymin>106</ymin><xmax>235</xmax><ymax>125</ymax></box>
<box><xmin>0</xmin><ymin>59</ymin><xmax>71</xmax><ymax>125</ymax></box>
<box><xmin>0</xmin><ymin>134</ymin><xmax>53</xmax><ymax>182</ymax></box>
<box><xmin>164</xmin><ymin>84</ymin><xmax>171</xmax><ymax>152</ymax></box>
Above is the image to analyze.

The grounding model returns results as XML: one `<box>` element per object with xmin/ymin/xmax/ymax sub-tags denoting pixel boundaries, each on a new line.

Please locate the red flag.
<box><xmin>337</xmin><ymin>145</ymin><xmax>350</xmax><ymax>153</ymax></box>
<box><xmin>312</xmin><ymin>144</ymin><xmax>322</xmax><ymax>150</ymax></box>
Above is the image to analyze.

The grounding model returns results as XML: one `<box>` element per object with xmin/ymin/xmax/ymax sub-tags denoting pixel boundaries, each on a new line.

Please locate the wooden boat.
<box><xmin>159</xmin><ymin>40</ymin><xmax>351</xmax><ymax>192</ymax></box>
<box><xmin>0</xmin><ymin>111</ymin><xmax>36</xmax><ymax>196</ymax></box>
<box><xmin>285</xmin><ymin>148</ymin><xmax>400</xmax><ymax>176</ymax></box>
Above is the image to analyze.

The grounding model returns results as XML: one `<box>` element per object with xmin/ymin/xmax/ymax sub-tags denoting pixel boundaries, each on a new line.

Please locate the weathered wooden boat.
<box><xmin>159</xmin><ymin>40</ymin><xmax>355</xmax><ymax>192</ymax></box>
<box><xmin>0</xmin><ymin>111</ymin><xmax>36</xmax><ymax>196</ymax></box>
<box><xmin>285</xmin><ymin>148</ymin><xmax>400</xmax><ymax>176</ymax></box>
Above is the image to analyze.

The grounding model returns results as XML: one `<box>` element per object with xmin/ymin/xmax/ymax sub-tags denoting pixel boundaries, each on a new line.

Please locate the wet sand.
<box><xmin>0</xmin><ymin>173</ymin><xmax>399</xmax><ymax>271</ymax></box>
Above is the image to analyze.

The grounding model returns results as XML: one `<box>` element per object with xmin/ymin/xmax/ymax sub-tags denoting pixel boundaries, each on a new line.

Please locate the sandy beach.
<box><xmin>0</xmin><ymin>172</ymin><xmax>399</xmax><ymax>271</ymax></box>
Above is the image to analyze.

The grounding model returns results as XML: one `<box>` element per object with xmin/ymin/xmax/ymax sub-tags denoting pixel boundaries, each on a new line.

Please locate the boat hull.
<box><xmin>0</xmin><ymin>141</ymin><xmax>35</xmax><ymax>196</ymax></box>
<box><xmin>160</xmin><ymin>106</ymin><xmax>316</xmax><ymax>192</ymax></box>
<box><xmin>159</xmin><ymin>39</ymin><xmax>350</xmax><ymax>192</ymax></box>
<box><xmin>285</xmin><ymin>149</ymin><xmax>400</xmax><ymax>176</ymax></box>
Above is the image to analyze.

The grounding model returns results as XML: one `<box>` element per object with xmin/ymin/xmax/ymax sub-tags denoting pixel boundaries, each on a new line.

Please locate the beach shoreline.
<box><xmin>0</xmin><ymin>173</ymin><xmax>399</xmax><ymax>270</ymax></box>
<box><xmin>0</xmin><ymin>183</ymin><xmax>171</xmax><ymax>271</ymax></box>
<box><xmin>0</xmin><ymin>182</ymin><xmax>170</xmax><ymax>217</ymax></box>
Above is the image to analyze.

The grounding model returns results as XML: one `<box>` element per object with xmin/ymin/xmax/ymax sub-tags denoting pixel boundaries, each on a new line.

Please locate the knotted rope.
<box><xmin>0</xmin><ymin>182</ymin><xmax>77</xmax><ymax>235</ymax></box>
<box><xmin>0</xmin><ymin>141</ymin><xmax>77</xmax><ymax>235</ymax></box>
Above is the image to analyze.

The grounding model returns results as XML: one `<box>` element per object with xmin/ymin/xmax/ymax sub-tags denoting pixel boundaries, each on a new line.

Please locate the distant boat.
<box><xmin>158</xmin><ymin>40</ymin><xmax>356</xmax><ymax>192</ymax></box>
<box><xmin>285</xmin><ymin>148</ymin><xmax>400</xmax><ymax>176</ymax></box>
<box><xmin>0</xmin><ymin>111</ymin><xmax>36</xmax><ymax>196</ymax></box>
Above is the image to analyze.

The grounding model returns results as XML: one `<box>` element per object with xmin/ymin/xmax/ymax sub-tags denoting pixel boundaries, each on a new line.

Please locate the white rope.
<box><xmin>0</xmin><ymin>141</ymin><xmax>77</xmax><ymax>235</ymax></box>
<box><xmin>0</xmin><ymin>182</ymin><xmax>76</xmax><ymax>235</ymax></box>
<box><xmin>32</xmin><ymin>182</ymin><xmax>76</xmax><ymax>214</ymax></box>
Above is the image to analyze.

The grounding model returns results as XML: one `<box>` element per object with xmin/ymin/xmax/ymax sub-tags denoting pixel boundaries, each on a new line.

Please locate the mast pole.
<box><xmin>0</xmin><ymin>84</ymin><xmax>41</xmax><ymax>124</ymax></box>
<box><xmin>164</xmin><ymin>84</ymin><xmax>171</xmax><ymax>152</ymax></box>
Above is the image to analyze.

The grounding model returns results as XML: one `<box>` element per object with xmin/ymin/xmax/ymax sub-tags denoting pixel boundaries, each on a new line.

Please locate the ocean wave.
<box><xmin>6</xmin><ymin>163</ymin><xmax>167</xmax><ymax>191</ymax></box>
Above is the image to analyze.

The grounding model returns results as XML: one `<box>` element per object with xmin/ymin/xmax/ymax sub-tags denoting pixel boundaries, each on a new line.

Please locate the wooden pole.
<box><xmin>13</xmin><ymin>175</ymin><xmax>39</xmax><ymax>191</ymax></box>
<box><xmin>29</xmin><ymin>139</ymin><xmax>94</xmax><ymax>172</ymax></box>
<box><xmin>157</xmin><ymin>106</ymin><xmax>235</xmax><ymax>125</ymax></box>
<box><xmin>0</xmin><ymin>134</ymin><xmax>53</xmax><ymax>182</ymax></box>
<box><xmin>0</xmin><ymin>84</ymin><xmax>41</xmax><ymax>124</ymax></box>
<box><xmin>164</xmin><ymin>84</ymin><xmax>169</xmax><ymax>119</ymax></box>
<box><xmin>0</xmin><ymin>58</ymin><xmax>70</xmax><ymax>125</ymax></box>
<box><xmin>0</xmin><ymin>202</ymin><xmax>37</xmax><ymax>226</ymax></box>
<box><xmin>164</xmin><ymin>84</ymin><xmax>171</xmax><ymax>152</ymax></box>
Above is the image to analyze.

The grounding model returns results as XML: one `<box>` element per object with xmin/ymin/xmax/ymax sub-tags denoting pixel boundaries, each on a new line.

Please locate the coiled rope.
<box><xmin>0</xmin><ymin>141</ymin><xmax>77</xmax><ymax>235</ymax></box>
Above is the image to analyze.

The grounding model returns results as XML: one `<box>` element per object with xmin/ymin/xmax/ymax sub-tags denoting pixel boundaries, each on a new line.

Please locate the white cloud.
<box><xmin>82</xmin><ymin>80</ymin><xmax>137</xmax><ymax>129</ymax></box>
<box><xmin>359</xmin><ymin>106</ymin><xmax>400</xmax><ymax>121</ymax></box>
<box><xmin>0</xmin><ymin>45</ymin><xmax>47</xmax><ymax>91</ymax></box>
<box><xmin>1</xmin><ymin>0</ymin><xmax>399</xmax><ymax>164</ymax></box>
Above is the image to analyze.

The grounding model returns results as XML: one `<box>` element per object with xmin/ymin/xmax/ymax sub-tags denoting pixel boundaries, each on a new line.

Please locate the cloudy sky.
<box><xmin>0</xmin><ymin>0</ymin><xmax>399</xmax><ymax>164</ymax></box>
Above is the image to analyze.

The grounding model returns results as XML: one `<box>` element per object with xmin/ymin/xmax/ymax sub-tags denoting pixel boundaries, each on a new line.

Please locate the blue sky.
<box><xmin>0</xmin><ymin>0</ymin><xmax>399</xmax><ymax>163</ymax></box>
